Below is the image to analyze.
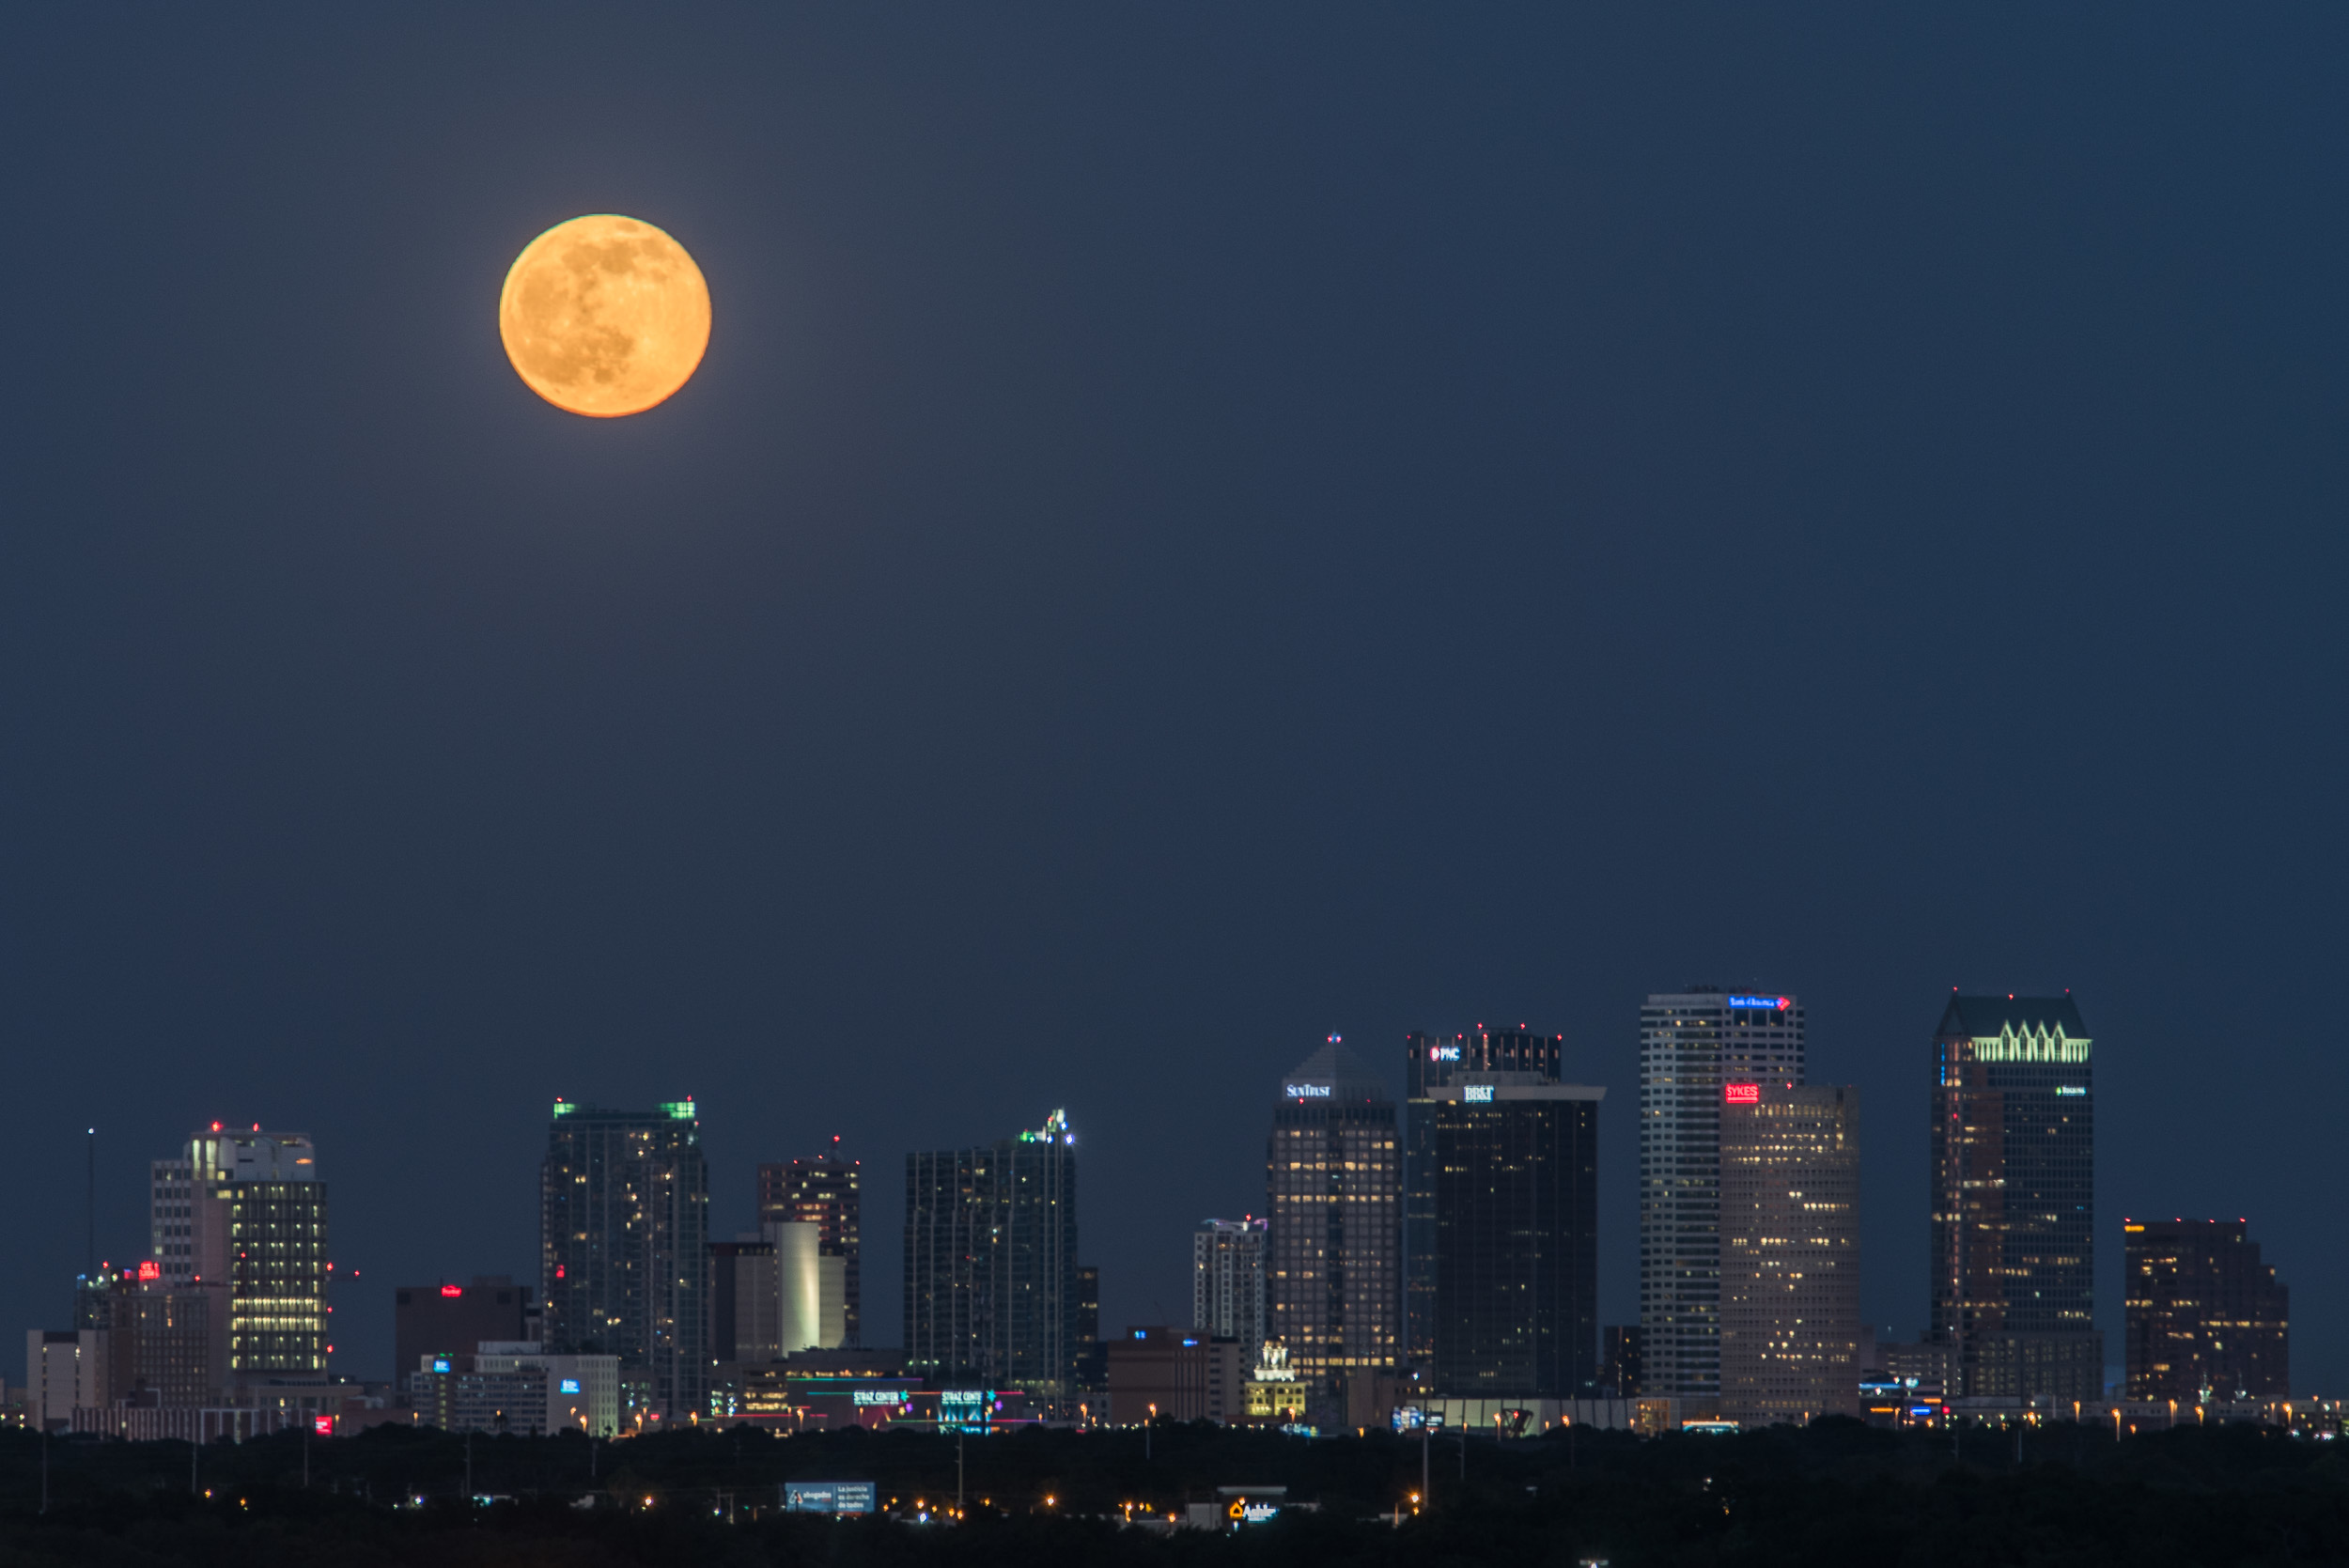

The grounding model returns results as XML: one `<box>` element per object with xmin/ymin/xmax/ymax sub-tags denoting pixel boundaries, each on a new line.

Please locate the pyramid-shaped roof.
<box><xmin>1279</xmin><ymin>1039</ymin><xmax>1391</xmax><ymax>1104</ymax></box>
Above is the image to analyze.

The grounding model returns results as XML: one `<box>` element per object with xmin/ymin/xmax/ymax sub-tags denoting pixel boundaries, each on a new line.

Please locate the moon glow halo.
<box><xmin>499</xmin><ymin>215</ymin><xmax>710</xmax><ymax>417</ymax></box>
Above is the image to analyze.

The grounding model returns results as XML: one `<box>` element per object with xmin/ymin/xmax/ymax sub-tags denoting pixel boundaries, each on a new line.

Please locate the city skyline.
<box><xmin>26</xmin><ymin>983</ymin><xmax>2320</xmax><ymax>1414</ymax></box>
<box><xmin>12</xmin><ymin>6</ymin><xmax>2349</xmax><ymax>1419</ymax></box>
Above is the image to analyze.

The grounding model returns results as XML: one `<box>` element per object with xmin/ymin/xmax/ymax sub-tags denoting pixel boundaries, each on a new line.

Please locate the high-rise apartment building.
<box><xmin>1192</xmin><ymin>1218</ymin><xmax>1268</xmax><ymax>1356</ymax></box>
<box><xmin>758</xmin><ymin>1148</ymin><xmax>862</xmax><ymax>1345</ymax></box>
<box><xmin>540</xmin><ymin>1099</ymin><xmax>710</xmax><ymax>1421</ymax></box>
<box><xmin>1639</xmin><ymin>989</ymin><xmax>1805</xmax><ymax>1407</ymax></box>
<box><xmin>1406</xmin><ymin>1027</ymin><xmax>1562</xmax><ymax>1365</ymax></box>
<box><xmin>2124</xmin><ymin>1219</ymin><xmax>2289</xmax><ymax>1403</ymax></box>
<box><xmin>1928</xmin><ymin>995</ymin><xmax>2099</xmax><ymax>1402</ymax></box>
<box><xmin>1719</xmin><ymin>1083</ymin><xmax>1859</xmax><ymax>1426</ymax></box>
<box><xmin>148</xmin><ymin>1159</ymin><xmax>195</xmax><ymax>1289</ymax></box>
<box><xmin>1266</xmin><ymin>1038</ymin><xmax>1400</xmax><ymax>1406</ymax></box>
<box><xmin>904</xmin><ymin>1110</ymin><xmax>1080</xmax><ymax>1409</ymax></box>
<box><xmin>186</xmin><ymin>1128</ymin><xmax>328</xmax><ymax>1388</ymax></box>
<box><xmin>1427</xmin><ymin>1071</ymin><xmax>1603</xmax><ymax>1399</ymax></box>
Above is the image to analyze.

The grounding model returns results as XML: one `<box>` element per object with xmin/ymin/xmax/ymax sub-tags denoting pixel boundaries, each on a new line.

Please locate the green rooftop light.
<box><xmin>552</xmin><ymin>1101</ymin><xmax>575</xmax><ymax>1117</ymax></box>
<box><xmin>660</xmin><ymin>1100</ymin><xmax>696</xmax><ymax>1121</ymax></box>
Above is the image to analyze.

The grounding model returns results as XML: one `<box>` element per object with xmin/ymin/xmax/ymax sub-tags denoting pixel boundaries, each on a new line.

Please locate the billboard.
<box><xmin>786</xmin><ymin>1482</ymin><xmax>877</xmax><ymax>1514</ymax></box>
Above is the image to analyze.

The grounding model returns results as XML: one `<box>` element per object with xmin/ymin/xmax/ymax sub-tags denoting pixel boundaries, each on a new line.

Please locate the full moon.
<box><xmin>499</xmin><ymin>215</ymin><xmax>711</xmax><ymax>417</ymax></box>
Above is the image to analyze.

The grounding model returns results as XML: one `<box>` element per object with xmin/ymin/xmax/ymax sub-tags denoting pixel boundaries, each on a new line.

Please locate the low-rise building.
<box><xmin>1107</xmin><ymin>1326</ymin><xmax>1246</xmax><ymax>1425</ymax></box>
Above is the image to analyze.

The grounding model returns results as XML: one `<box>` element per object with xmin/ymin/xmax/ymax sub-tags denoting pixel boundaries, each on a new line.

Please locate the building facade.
<box><xmin>540</xmin><ymin>1099</ymin><xmax>710</xmax><ymax>1421</ymax></box>
<box><xmin>757</xmin><ymin>1148</ymin><xmax>862</xmax><ymax>1345</ymax></box>
<box><xmin>1428</xmin><ymin>1074</ymin><xmax>1603</xmax><ymax>1399</ymax></box>
<box><xmin>394</xmin><ymin>1277</ymin><xmax>537</xmax><ymax>1386</ymax></box>
<box><xmin>1406</xmin><ymin>1027</ymin><xmax>1563</xmax><ymax>1365</ymax></box>
<box><xmin>1266</xmin><ymin>1039</ymin><xmax>1400</xmax><ymax>1408</ymax></box>
<box><xmin>1719</xmin><ymin>1083</ymin><xmax>1860</xmax><ymax>1426</ymax></box>
<box><xmin>1639</xmin><ymin>990</ymin><xmax>1806</xmax><ymax>1406</ymax></box>
<box><xmin>1075</xmin><ymin>1264</ymin><xmax>1105</xmax><ymax>1397</ymax></box>
<box><xmin>1927</xmin><ymin>995</ymin><xmax>2099</xmax><ymax>1401</ymax></box>
<box><xmin>903</xmin><ymin>1110</ymin><xmax>1080</xmax><ymax>1409</ymax></box>
<box><xmin>148</xmin><ymin>1159</ymin><xmax>195</xmax><ymax>1290</ymax></box>
<box><xmin>1105</xmin><ymin>1326</ymin><xmax>1248</xmax><ymax>1425</ymax></box>
<box><xmin>2124</xmin><ymin>1219</ymin><xmax>2289</xmax><ymax>1403</ymax></box>
<box><xmin>1192</xmin><ymin>1218</ymin><xmax>1269</xmax><ymax>1356</ymax></box>
<box><xmin>186</xmin><ymin>1128</ymin><xmax>328</xmax><ymax>1390</ymax></box>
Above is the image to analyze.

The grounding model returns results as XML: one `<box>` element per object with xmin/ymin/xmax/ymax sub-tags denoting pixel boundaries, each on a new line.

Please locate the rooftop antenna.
<box><xmin>86</xmin><ymin>1127</ymin><xmax>96</xmax><ymax>1280</ymax></box>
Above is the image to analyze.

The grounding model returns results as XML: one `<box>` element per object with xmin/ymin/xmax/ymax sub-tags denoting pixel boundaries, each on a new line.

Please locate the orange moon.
<box><xmin>499</xmin><ymin>215</ymin><xmax>711</xmax><ymax>417</ymax></box>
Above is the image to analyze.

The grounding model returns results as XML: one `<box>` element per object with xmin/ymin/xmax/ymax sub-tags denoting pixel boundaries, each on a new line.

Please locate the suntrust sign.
<box><xmin>1285</xmin><ymin>1083</ymin><xmax>1333</xmax><ymax>1098</ymax></box>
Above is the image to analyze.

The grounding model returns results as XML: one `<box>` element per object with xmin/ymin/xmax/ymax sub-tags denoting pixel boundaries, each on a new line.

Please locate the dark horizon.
<box><xmin>8</xmin><ymin>6</ymin><xmax>2346</xmax><ymax>1399</ymax></box>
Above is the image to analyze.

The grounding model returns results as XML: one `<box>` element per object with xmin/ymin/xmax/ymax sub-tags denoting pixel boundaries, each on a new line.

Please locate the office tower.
<box><xmin>106</xmin><ymin>1273</ymin><xmax>219</xmax><ymax>1407</ymax></box>
<box><xmin>186</xmin><ymin>1128</ymin><xmax>328</xmax><ymax>1387</ymax></box>
<box><xmin>1600</xmin><ymin>1325</ymin><xmax>1646</xmax><ymax>1396</ymax></box>
<box><xmin>1406</xmin><ymin>1028</ymin><xmax>1563</xmax><ymax>1365</ymax></box>
<box><xmin>2124</xmin><ymin>1219</ymin><xmax>2289</xmax><ymax>1403</ymax></box>
<box><xmin>1428</xmin><ymin>1069</ymin><xmax>1603</xmax><ymax>1399</ymax></box>
<box><xmin>1639</xmin><ymin>989</ymin><xmax>1805</xmax><ymax>1407</ymax></box>
<box><xmin>394</xmin><ymin>1277</ymin><xmax>536</xmax><ymax>1384</ymax></box>
<box><xmin>904</xmin><ymin>1110</ymin><xmax>1080</xmax><ymax>1408</ymax></box>
<box><xmin>1719</xmin><ymin>1083</ymin><xmax>1860</xmax><ymax>1426</ymax></box>
<box><xmin>1074</xmin><ymin>1265</ymin><xmax>1106</xmax><ymax>1395</ymax></box>
<box><xmin>758</xmin><ymin>1149</ymin><xmax>862</xmax><ymax>1346</ymax></box>
<box><xmin>1928</xmin><ymin>995</ymin><xmax>2099</xmax><ymax>1401</ymax></box>
<box><xmin>540</xmin><ymin>1099</ymin><xmax>710</xmax><ymax>1421</ymax></box>
<box><xmin>710</xmin><ymin>1237</ymin><xmax>777</xmax><ymax>1363</ymax></box>
<box><xmin>1266</xmin><ymin>1038</ymin><xmax>1400</xmax><ymax>1405</ymax></box>
<box><xmin>1192</xmin><ymin>1218</ymin><xmax>1269</xmax><ymax>1355</ymax></box>
<box><xmin>149</xmin><ymin>1159</ymin><xmax>195</xmax><ymax>1288</ymax></box>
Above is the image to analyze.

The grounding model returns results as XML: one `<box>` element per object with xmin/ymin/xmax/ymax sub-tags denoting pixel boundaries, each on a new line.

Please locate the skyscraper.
<box><xmin>1192</xmin><ymin>1218</ymin><xmax>1269</xmax><ymax>1355</ymax></box>
<box><xmin>1428</xmin><ymin>1070</ymin><xmax>1603</xmax><ymax>1399</ymax></box>
<box><xmin>1928</xmin><ymin>995</ymin><xmax>2099</xmax><ymax>1402</ymax></box>
<box><xmin>1406</xmin><ymin>1027</ymin><xmax>1562</xmax><ymax>1365</ymax></box>
<box><xmin>1266</xmin><ymin>1037</ymin><xmax>1400</xmax><ymax>1407</ymax></box>
<box><xmin>757</xmin><ymin>1147</ymin><xmax>862</xmax><ymax>1345</ymax></box>
<box><xmin>1719</xmin><ymin>1083</ymin><xmax>1859</xmax><ymax>1426</ymax></box>
<box><xmin>148</xmin><ymin>1158</ymin><xmax>195</xmax><ymax>1290</ymax></box>
<box><xmin>1639</xmin><ymin>989</ymin><xmax>1805</xmax><ymax>1408</ymax></box>
<box><xmin>540</xmin><ymin>1099</ymin><xmax>710</xmax><ymax>1421</ymax></box>
<box><xmin>904</xmin><ymin>1110</ymin><xmax>1080</xmax><ymax>1409</ymax></box>
<box><xmin>186</xmin><ymin>1127</ymin><xmax>328</xmax><ymax>1389</ymax></box>
<box><xmin>2124</xmin><ymin>1219</ymin><xmax>2288</xmax><ymax>1403</ymax></box>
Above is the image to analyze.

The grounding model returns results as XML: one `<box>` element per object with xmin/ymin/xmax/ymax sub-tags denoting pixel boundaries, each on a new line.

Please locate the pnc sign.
<box><xmin>1727</xmin><ymin>995</ymin><xmax>1792</xmax><ymax>1011</ymax></box>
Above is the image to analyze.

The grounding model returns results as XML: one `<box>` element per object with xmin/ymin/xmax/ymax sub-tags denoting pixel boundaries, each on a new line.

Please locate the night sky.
<box><xmin>8</xmin><ymin>7</ymin><xmax>2346</xmax><ymax>1395</ymax></box>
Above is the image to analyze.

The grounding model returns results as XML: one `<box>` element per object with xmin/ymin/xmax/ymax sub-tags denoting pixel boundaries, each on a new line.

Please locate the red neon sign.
<box><xmin>313</xmin><ymin>1415</ymin><xmax>334</xmax><ymax>1436</ymax></box>
<box><xmin>137</xmin><ymin>1261</ymin><xmax>161</xmax><ymax>1281</ymax></box>
<box><xmin>440</xmin><ymin>1284</ymin><xmax>462</xmax><ymax>1297</ymax></box>
<box><xmin>1724</xmin><ymin>1083</ymin><xmax>1761</xmax><ymax>1104</ymax></box>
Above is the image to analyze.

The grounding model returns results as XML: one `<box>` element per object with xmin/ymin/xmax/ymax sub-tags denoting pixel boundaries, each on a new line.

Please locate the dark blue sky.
<box><xmin>7</xmin><ymin>7</ymin><xmax>2346</xmax><ymax>1394</ymax></box>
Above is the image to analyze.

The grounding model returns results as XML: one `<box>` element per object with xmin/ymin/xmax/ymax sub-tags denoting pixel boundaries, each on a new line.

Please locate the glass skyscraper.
<box><xmin>1927</xmin><ymin>994</ymin><xmax>2099</xmax><ymax>1401</ymax></box>
<box><xmin>1639</xmin><ymin>988</ymin><xmax>1805</xmax><ymax>1406</ymax></box>
<box><xmin>540</xmin><ymin>1099</ymin><xmax>710</xmax><ymax>1422</ymax></box>
<box><xmin>904</xmin><ymin>1110</ymin><xmax>1081</xmax><ymax>1410</ymax></box>
<box><xmin>1405</xmin><ymin>1027</ymin><xmax>1562</xmax><ymax>1367</ymax></box>
<box><xmin>1428</xmin><ymin>1072</ymin><xmax>1602</xmax><ymax>1398</ymax></box>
